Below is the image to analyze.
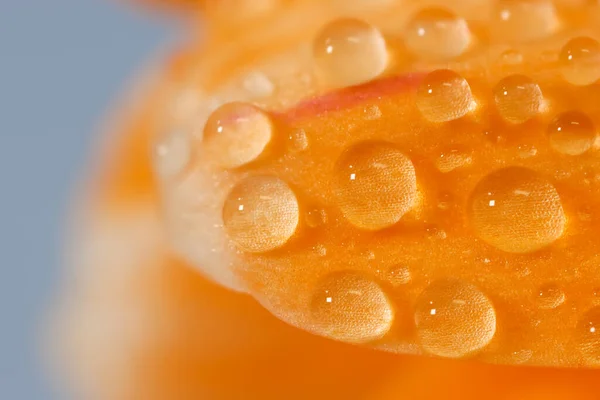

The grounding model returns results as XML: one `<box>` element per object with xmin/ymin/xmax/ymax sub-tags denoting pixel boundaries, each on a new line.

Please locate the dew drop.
<box><xmin>493</xmin><ymin>74</ymin><xmax>543</xmax><ymax>124</ymax></box>
<box><xmin>311</xmin><ymin>272</ymin><xmax>394</xmax><ymax>343</ymax></box>
<box><xmin>287</xmin><ymin>128</ymin><xmax>309</xmax><ymax>152</ymax></box>
<box><xmin>414</xmin><ymin>279</ymin><xmax>496</xmax><ymax>358</ymax></box>
<box><xmin>334</xmin><ymin>142</ymin><xmax>417</xmax><ymax>230</ymax></box>
<box><xmin>305</xmin><ymin>208</ymin><xmax>328</xmax><ymax>228</ymax></box>
<box><xmin>416</xmin><ymin>69</ymin><xmax>474</xmax><ymax>123</ymax></box>
<box><xmin>576</xmin><ymin>307</ymin><xmax>600</xmax><ymax>365</ymax></box>
<box><xmin>388</xmin><ymin>265</ymin><xmax>411</xmax><ymax>286</ymax></box>
<box><xmin>469</xmin><ymin>167</ymin><xmax>565</xmax><ymax>253</ymax></box>
<box><xmin>242</xmin><ymin>71</ymin><xmax>275</xmax><ymax>98</ymax></box>
<box><xmin>152</xmin><ymin>129</ymin><xmax>192</xmax><ymax>180</ymax></box>
<box><xmin>203</xmin><ymin>102</ymin><xmax>273</xmax><ymax>169</ymax></box>
<box><xmin>223</xmin><ymin>176</ymin><xmax>299</xmax><ymax>253</ymax></box>
<box><xmin>536</xmin><ymin>283</ymin><xmax>565</xmax><ymax>309</ymax></box>
<box><xmin>313</xmin><ymin>244</ymin><xmax>328</xmax><ymax>257</ymax></box>
<box><xmin>313</xmin><ymin>18</ymin><xmax>388</xmax><ymax>87</ymax></box>
<box><xmin>548</xmin><ymin>110</ymin><xmax>596</xmax><ymax>155</ymax></box>
<box><xmin>404</xmin><ymin>8</ymin><xmax>471</xmax><ymax>61</ymax></box>
<box><xmin>364</xmin><ymin>104</ymin><xmax>382</xmax><ymax>120</ymax></box>
<box><xmin>559</xmin><ymin>37</ymin><xmax>600</xmax><ymax>86</ymax></box>
<box><xmin>492</xmin><ymin>0</ymin><xmax>559</xmax><ymax>43</ymax></box>
<box><xmin>496</xmin><ymin>49</ymin><xmax>524</xmax><ymax>70</ymax></box>
<box><xmin>435</xmin><ymin>149</ymin><xmax>472</xmax><ymax>173</ymax></box>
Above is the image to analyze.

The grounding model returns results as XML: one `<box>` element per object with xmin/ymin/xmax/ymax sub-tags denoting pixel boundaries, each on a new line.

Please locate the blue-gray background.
<box><xmin>0</xmin><ymin>2</ymin><xmax>175</xmax><ymax>398</ymax></box>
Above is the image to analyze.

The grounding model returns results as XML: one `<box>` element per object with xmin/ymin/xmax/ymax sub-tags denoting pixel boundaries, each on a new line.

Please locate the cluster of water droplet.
<box><xmin>152</xmin><ymin>1</ymin><xmax>600</xmax><ymax>366</ymax></box>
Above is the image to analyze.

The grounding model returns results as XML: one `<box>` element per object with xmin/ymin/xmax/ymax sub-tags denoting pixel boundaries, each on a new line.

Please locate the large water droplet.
<box><xmin>493</xmin><ymin>74</ymin><xmax>543</xmax><ymax>124</ymax></box>
<box><xmin>313</xmin><ymin>18</ymin><xmax>388</xmax><ymax>87</ymax></box>
<box><xmin>404</xmin><ymin>8</ymin><xmax>471</xmax><ymax>61</ymax></box>
<box><xmin>416</xmin><ymin>69</ymin><xmax>473</xmax><ymax>123</ymax></box>
<box><xmin>469</xmin><ymin>167</ymin><xmax>565</xmax><ymax>253</ymax></box>
<box><xmin>334</xmin><ymin>142</ymin><xmax>417</xmax><ymax>230</ymax></box>
<box><xmin>559</xmin><ymin>37</ymin><xmax>600</xmax><ymax>86</ymax></box>
<box><xmin>492</xmin><ymin>0</ymin><xmax>558</xmax><ymax>43</ymax></box>
<box><xmin>311</xmin><ymin>272</ymin><xmax>394</xmax><ymax>343</ymax></box>
<box><xmin>203</xmin><ymin>102</ymin><xmax>273</xmax><ymax>169</ymax></box>
<box><xmin>223</xmin><ymin>176</ymin><xmax>299</xmax><ymax>253</ymax></box>
<box><xmin>548</xmin><ymin>110</ymin><xmax>596</xmax><ymax>156</ymax></box>
<box><xmin>576</xmin><ymin>307</ymin><xmax>600</xmax><ymax>365</ymax></box>
<box><xmin>536</xmin><ymin>283</ymin><xmax>565</xmax><ymax>309</ymax></box>
<box><xmin>414</xmin><ymin>279</ymin><xmax>496</xmax><ymax>358</ymax></box>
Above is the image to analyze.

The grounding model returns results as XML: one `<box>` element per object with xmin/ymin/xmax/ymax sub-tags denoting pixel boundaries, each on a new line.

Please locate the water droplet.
<box><xmin>437</xmin><ymin>192</ymin><xmax>453</xmax><ymax>210</ymax></box>
<box><xmin>306</xmin><ymin>208</ymin><xmax>328</xmax><ymax>228</ymax></box>
<box><xmin>203</xmin><ymin>102</ymin><xmax>273</xmax><ymax>169</ymax></box>
<box><xmin>334</xmin><ymin>142</ymin><xmax>417</xmax><ymax>230</ymax></box>
<box><xmin>517</xmin><ymin>144</ymin><xmax>538</xmax><ymax>159</ymax></box>
<box><xmin>435</xmin><ymin>149</ymin><xmax>472</xmax><ymax>173</ymax></box>
<box><xmin>469</xmin><ymin>167</ymin><xmax>565</xmax><ymax>253</ymax></box>
<box><xmin>536</xmin><ymin>283</ymin><xmax>565</xmax><ymax>309</ymax></box>
<box><xmin>364</xmin><ymin>104</ymin><xmax>382</xmax><ymax>120</ymax></box>
<box><xmin>559</xmin><ymin>37</ymin><xmax>600</xmax><ymax>86</ymax></box>
<box><xmin>242</xmin><ymin>71</ymin><xmax>275</xmax><ymax>98</ymax></box>
<box><xmin>493</xmin><ymin>74</ymin><xmax>544</xmax><ymax>124</ymax></box>
<box><xmin>287</xmin><ymin>128</ymin><xmax>309</xmax><ymax>152</ymax></box>
<box><xmin>414</xmin><ymin>279</ymin><xmax>496</xmax><ymax>358</ymax></box>
<box><xmin>153</xmin><ymin>129</ymin><xmax>192</xmax><ymax>179</ymax></box>
<box><xmin>416</xmin><ymin>69</ymin><xmax>474</xmax><ymax>123</ymax></box>
<box><xmin>388</xmin><ymin>265</ymin><xmax>411</xmax><ymax>286</ymax></box>
<box><xmin>223</xmin><ymin>176</ymin><xmax>299</xmax><ymax>253</ymax></box>
<box><xmin>313</xmin><ymin>18</ymin><xmax>388</xmax><ymax>87</ymax></box>
<box><xmin>576</xmin><ymin>307</ymin><xmax>600</xmax><ymax>365</ymax></box>
<box><xmin>404</xmin><ymin>8</ymin><xmax>471</xmax><ymax>61</ymax></box>
<box><xmin>548</xmin><ymin>111</ymin><xmax>596</xmax><ymax>155</ymax></box>
<box><xmin>311</xmin><ymin>272</ymin><xmax>394</xmax><ymax>343</ymax></box>
<box><xmin>313</xmin><ymin>244</ymin><xmax>328</xmax><ymax>256</ymax></box>
<box><xmin>496</xmin><ymin>49</ymin><xmax>524</xmax><ymax>70</ymax></box>
<box><xmin>493</xmin><ymin>0</ymin><xmax>558</xmax><ymax>43</ymax></box>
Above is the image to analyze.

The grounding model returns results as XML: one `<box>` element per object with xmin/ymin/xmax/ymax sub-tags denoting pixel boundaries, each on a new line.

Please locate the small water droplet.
<box><xmin>388</xmin><ymin>265</ymin><xmax>412</xmax><ymax>286</ymax></box>
<box><xmin>517</xmin><ymin>144</ymin><xmax>538</xmax><ymax>159</ymax></box>
<box><xmin>417</xmin><ymin>69</ymin><xmax>474</xmax><ymax>123</ymax></box>
<box><xmin>223</xmin><ymin>176</ymin><xmax>299</xmax><ymax>253</ymax></box>
<box><xmin>493</xmin><ymin>0</ymin><xmax>558</xmax><ymax>43</ymax></box>
<box><xmin>435</xmin><ymin>149</ymin><xmax>472</xmax><ymax>173</ymax></box>
<box><xmin>404</xmin><ymin>8</ymin><xmax>471</xmax><ymax>61</ymax></box>
<box><xmin>548</xmin><ymin>111</ymin><xmax>596</xmax><ymax>156</ymax></box>
<box><xmin>334</xmin><ymin>142</ymin><xmax>417</xmax><ymax>230</ymax></box>
<box><xmin>313</xmin><ymin>19</ymin><xmax>388</xmax><ymax>87</ymax></box>
<box><xmin>559</xmin><ymin>36</ymin><xmax>600</xmax><ymax>86</ymax></box>
<box><xmin>497</xmin><ymin>49</ymin><xmax>524</xmax><ymax>70</ymax></box>
<box><xmin>536</xmin><ymin>283</ymin><xmax>565</xmax><ymax>309</ymax></box>
<box><xmin>313</xmin><ymin>244</ymin><xmax>328</xmax><ymax>256</ymax></box>
<box><xmin>493</xmin><ymin>74</ymin><xmax>543</xmax><ymax>124</ymax></box>
<box><xmin>153</xmin><ymin>129</ymin><xmax>192</xmax><ymax>179</ymax></box>
<box><xmin>311</xmin><ymin>272</ymin><xmax>394</xmax><ymax>343</ymax></box>
<box><xmin>469</xmin><ymin>167</ymin><xmax>565</xmax><ymax>253</ymax></box>
<box><xmin>287</xmin><ymin>128</ymin><xmax>309</xmax><ymax>152</ymax></box>
<box><xmin>242</xmin><ymin>71</ymin><xmax>275</xmax><ymax>98</ymax></box>
<box><xmin>306</xmin><ymin>208</ymin><xmax>328</xmax><ymax>228</ymax></box>
<box><xmin>203</xmin><ymin>102</ymin><xmax>273</xmax><ymax>169</ymax></box>
<box><xmin>414</xmin><ymin>279</ymin><xmax>496</xmax><ymax>358</ymax></box>
<box><xmin>576</xmin><ymin>307</ymin><xmax>600</xmax><ymax>365</ymax></box>
<box><xmin>364</xmin><ymin>105</ymin><xmax>382</xmax><ymax>120</ymax></box>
